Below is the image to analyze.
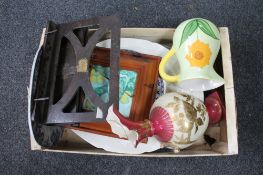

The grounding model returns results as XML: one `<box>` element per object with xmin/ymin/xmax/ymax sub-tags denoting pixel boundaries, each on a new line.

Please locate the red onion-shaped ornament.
<box><xmin>205</xmin><ymin>91</ymin><xmax>225</xmax><ymax>125</ymax></box>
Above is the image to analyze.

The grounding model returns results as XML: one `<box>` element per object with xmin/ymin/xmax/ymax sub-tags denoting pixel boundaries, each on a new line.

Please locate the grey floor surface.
<box><xmin>0</xmin><ymin>0</ymin><xmax>263</xmax><ymax>174</ymax></box>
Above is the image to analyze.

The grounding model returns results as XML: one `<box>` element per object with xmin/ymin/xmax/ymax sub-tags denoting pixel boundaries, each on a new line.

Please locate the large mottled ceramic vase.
<box><xmin>150</xmin><ymin>92</ymin><xmax>209</xmax><ymax>150</ymax></box>
<box><xmin>159</xmin><ymin>18</ymin><xmax>225</xmax><ymax>91</ymax></box>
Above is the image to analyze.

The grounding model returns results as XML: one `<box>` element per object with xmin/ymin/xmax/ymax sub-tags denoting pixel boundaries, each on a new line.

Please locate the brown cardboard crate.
<box><xmin>28</xmin><ymin>27</ymin><xmax>238</xmax><ymax>157</ymax></box>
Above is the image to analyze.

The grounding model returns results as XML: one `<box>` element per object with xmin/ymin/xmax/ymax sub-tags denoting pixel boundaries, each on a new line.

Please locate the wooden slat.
<box><xmin>220</xmin><ymin>27</ymin><xmax>238</xmax><ymax>155</ymax></box>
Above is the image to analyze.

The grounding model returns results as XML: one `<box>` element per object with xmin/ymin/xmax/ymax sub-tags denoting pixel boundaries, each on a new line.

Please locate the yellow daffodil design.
<box><xmin>186</xmin><ymin>40</ymin><xmax>211</xmax><ymax>68</ymax></box>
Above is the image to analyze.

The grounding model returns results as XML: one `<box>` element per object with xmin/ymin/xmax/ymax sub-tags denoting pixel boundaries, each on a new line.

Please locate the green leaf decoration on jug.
<box><xmin>179</xmin><ymin>18</ymin><xmax>219</xmax><ymax>47</ymax></box>
<box><xmin>180</xmin><ymin>20</ymin><xmax>198</xmax><ymax>47</ymax></box>
<box><xmin>197</xmin><ymin>19</ymin><xmax>219</xmax><ymax>40</ymax></box>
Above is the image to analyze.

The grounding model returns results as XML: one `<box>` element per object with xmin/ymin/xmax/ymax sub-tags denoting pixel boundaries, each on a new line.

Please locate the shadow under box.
<box><xmin>70</xmin><ymin>47</ymin><xmax>161</xmax><ymax>137</ymax></box>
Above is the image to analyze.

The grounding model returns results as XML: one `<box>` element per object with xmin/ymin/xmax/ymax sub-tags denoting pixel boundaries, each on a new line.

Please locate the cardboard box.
<box><xmin>28</xmin><ymin>27</ymin><xmax>238</xmax><ymax>157</ymax></box>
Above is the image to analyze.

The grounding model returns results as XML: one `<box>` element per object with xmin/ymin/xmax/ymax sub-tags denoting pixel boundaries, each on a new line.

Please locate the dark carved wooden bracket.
<box><xmin>33</xmin><ymin>15</ymin><xmax>120</xmax><ymax>125</ymax></box>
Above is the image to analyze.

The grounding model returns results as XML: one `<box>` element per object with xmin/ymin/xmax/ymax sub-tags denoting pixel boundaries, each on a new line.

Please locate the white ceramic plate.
<box><xmin>71</xmin><ymin>129</ymin><xmax>161</xmax><ymax>154</ymax></box>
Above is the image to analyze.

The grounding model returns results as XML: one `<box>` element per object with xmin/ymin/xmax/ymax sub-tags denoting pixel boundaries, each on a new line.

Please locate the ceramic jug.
<box><xmin>159</xmin><ymin>18</ymin><xmax>225</xmax><ymax>91</ymax></box>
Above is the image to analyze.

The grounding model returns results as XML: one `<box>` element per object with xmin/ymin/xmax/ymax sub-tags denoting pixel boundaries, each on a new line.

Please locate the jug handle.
<box><xmin>159</xmin><ymin>48</ymin><xmax>179</xmax><ymax>82</ymax></box>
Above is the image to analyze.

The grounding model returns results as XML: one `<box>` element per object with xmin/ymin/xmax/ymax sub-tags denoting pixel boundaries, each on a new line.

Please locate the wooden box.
<box><xmin>28</xmin><ymin>27</ymin><xmax>238</xmax><ymax>157</ymax></box>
